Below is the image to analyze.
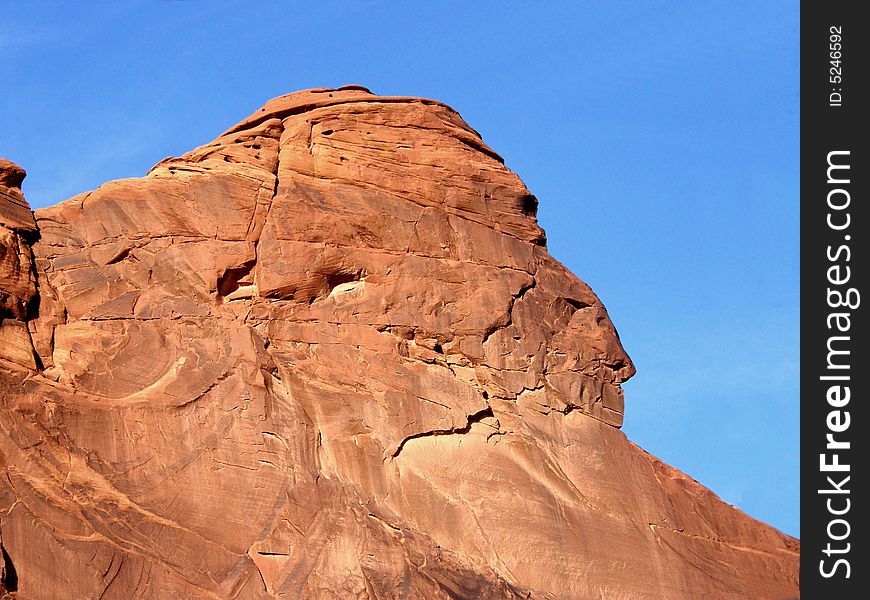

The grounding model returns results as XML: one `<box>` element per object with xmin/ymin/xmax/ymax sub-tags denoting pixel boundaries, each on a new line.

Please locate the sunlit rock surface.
<box><xmin>0</xmin><ymin>87</ymin><xmax>799</xmax><ymax>599</ymax></box>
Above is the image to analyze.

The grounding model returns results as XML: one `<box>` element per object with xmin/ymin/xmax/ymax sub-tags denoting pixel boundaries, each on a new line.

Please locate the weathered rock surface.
<box><xmin>0</xmin><ymin>87</ymin><xmax>798</xmax><ymax>599</ymax></box>
<box><xmin>1</xmin><ymin>159</ymin><xmax>39</xmax><ymax>374</ymax></box>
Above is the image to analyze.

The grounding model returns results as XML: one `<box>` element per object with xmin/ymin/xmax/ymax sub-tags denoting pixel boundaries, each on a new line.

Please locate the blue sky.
<box><xmin>1</xmin><ymin>1</ymin><xmax>799</xmax><ymax>536</ymax></box>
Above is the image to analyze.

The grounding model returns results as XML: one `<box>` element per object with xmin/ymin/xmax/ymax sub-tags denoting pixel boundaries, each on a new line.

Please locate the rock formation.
<box><xmin>1</xmin><ymin>87</ymin><xmax>799</xmax><ymax>599</ymax></box>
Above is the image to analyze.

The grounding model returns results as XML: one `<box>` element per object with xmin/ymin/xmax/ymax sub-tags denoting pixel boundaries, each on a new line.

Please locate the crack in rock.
<box><xmin>391</xmin><ymin>406</ymin><xmax>495</xmax><ymax>458</ymax></box>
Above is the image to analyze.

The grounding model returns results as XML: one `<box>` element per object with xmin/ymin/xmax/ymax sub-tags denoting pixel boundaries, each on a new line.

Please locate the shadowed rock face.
<box><xmin>0</xmin><ymin>87</ymin><xmax>798</xmax><ymax>599</ymax></box>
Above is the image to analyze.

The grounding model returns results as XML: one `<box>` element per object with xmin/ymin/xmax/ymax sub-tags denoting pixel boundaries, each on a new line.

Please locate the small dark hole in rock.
<box><xmin>482</xmin><ymin>391</ymin><xmax>489</xmax><ymax>400</ymax></box>
<box><xmin>325</xmin><ymin>271</ymin><xmax>361</xmax><ymax>290</ymax></box>
<box><xmin>25</xmin><ymin>293</ymin><xmax>41</xmax><ymax>321</ymax></box>
<box><xmin>520</xmin><ymin>194</ymin><xmax>539</xmax><ymax>217</ymax></box>
<box><xmin>217</xmin><ymin>261</ymin><xmax>255</xmax><ymax>299</ymax></box>
<box><xmin>433</xmin><ymin>343</ymin><xmax>443</xmax><ymax>354</ymax></box>
<box><xmin>223</xmin><ymin>156</ymin><xmax>230</xmax><ymax>162</ymax></box>
<box><xmin>564</xmin><ymin>297</ymin><xmax>591</xmax><ymax>311</ymax></box>
<box><xmin>105</xmin><ymin>247</ymin><xmax>132</xmax><ymax>266</ymax></box>
<box><xmin>322</xmin><ymin>129</ymin><xmax>334</xmax><ymax>136</ymax></box>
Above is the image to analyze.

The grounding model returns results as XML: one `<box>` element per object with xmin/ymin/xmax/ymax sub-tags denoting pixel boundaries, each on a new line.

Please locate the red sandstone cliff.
<box><xmin>1</xmin><ymin>87</ymin><xmax>798</xmax><ymax>599</ymax></box>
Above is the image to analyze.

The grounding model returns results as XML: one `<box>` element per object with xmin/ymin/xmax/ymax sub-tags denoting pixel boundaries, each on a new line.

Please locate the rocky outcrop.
<box><xmin>0</xmin><ymin>87</ymin><xmax>798</xmax><ymax>599</ymax></box>
<box><xmin>0</xmin><ymin>159</ymin><xmax>40</xmax><ymax>372</ymax></box>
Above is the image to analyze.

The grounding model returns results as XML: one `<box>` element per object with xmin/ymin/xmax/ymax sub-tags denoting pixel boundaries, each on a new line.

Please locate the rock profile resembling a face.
<box><xmin>0</xmin><ymin>87</ymin><xmax>797</xmax><ymax>600</ymax></box>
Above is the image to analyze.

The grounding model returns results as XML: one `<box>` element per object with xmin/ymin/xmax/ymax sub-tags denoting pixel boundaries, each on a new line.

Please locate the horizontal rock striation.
<box><xmin>0</xmin><ymin>87</ymin><xmax>798</xmax><ymax>599</ymax></box>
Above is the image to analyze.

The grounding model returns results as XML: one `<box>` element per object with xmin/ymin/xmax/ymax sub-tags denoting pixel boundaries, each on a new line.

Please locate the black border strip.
<box><xmin>801</xmin><ymin>4</ymin><xmax>867</xmax><ymax>596</ymax></box>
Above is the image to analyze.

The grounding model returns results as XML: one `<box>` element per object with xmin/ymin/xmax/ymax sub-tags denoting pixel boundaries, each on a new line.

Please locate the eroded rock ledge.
<box><xmin>0</xmin><ymin>87</ymin><xmax>798</xmax><ymax>599</ymax></box>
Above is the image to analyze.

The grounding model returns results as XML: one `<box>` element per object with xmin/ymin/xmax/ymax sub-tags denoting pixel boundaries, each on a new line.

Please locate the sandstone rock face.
<box><xmin>0</xmin><ymin>87</ymin><xmax>798</xmax><ymax>599</ymax></box>
<box><xmin>0</xmin><ymin>159</ymin><xmax>39</xmax><ymax>372</ymax></box>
